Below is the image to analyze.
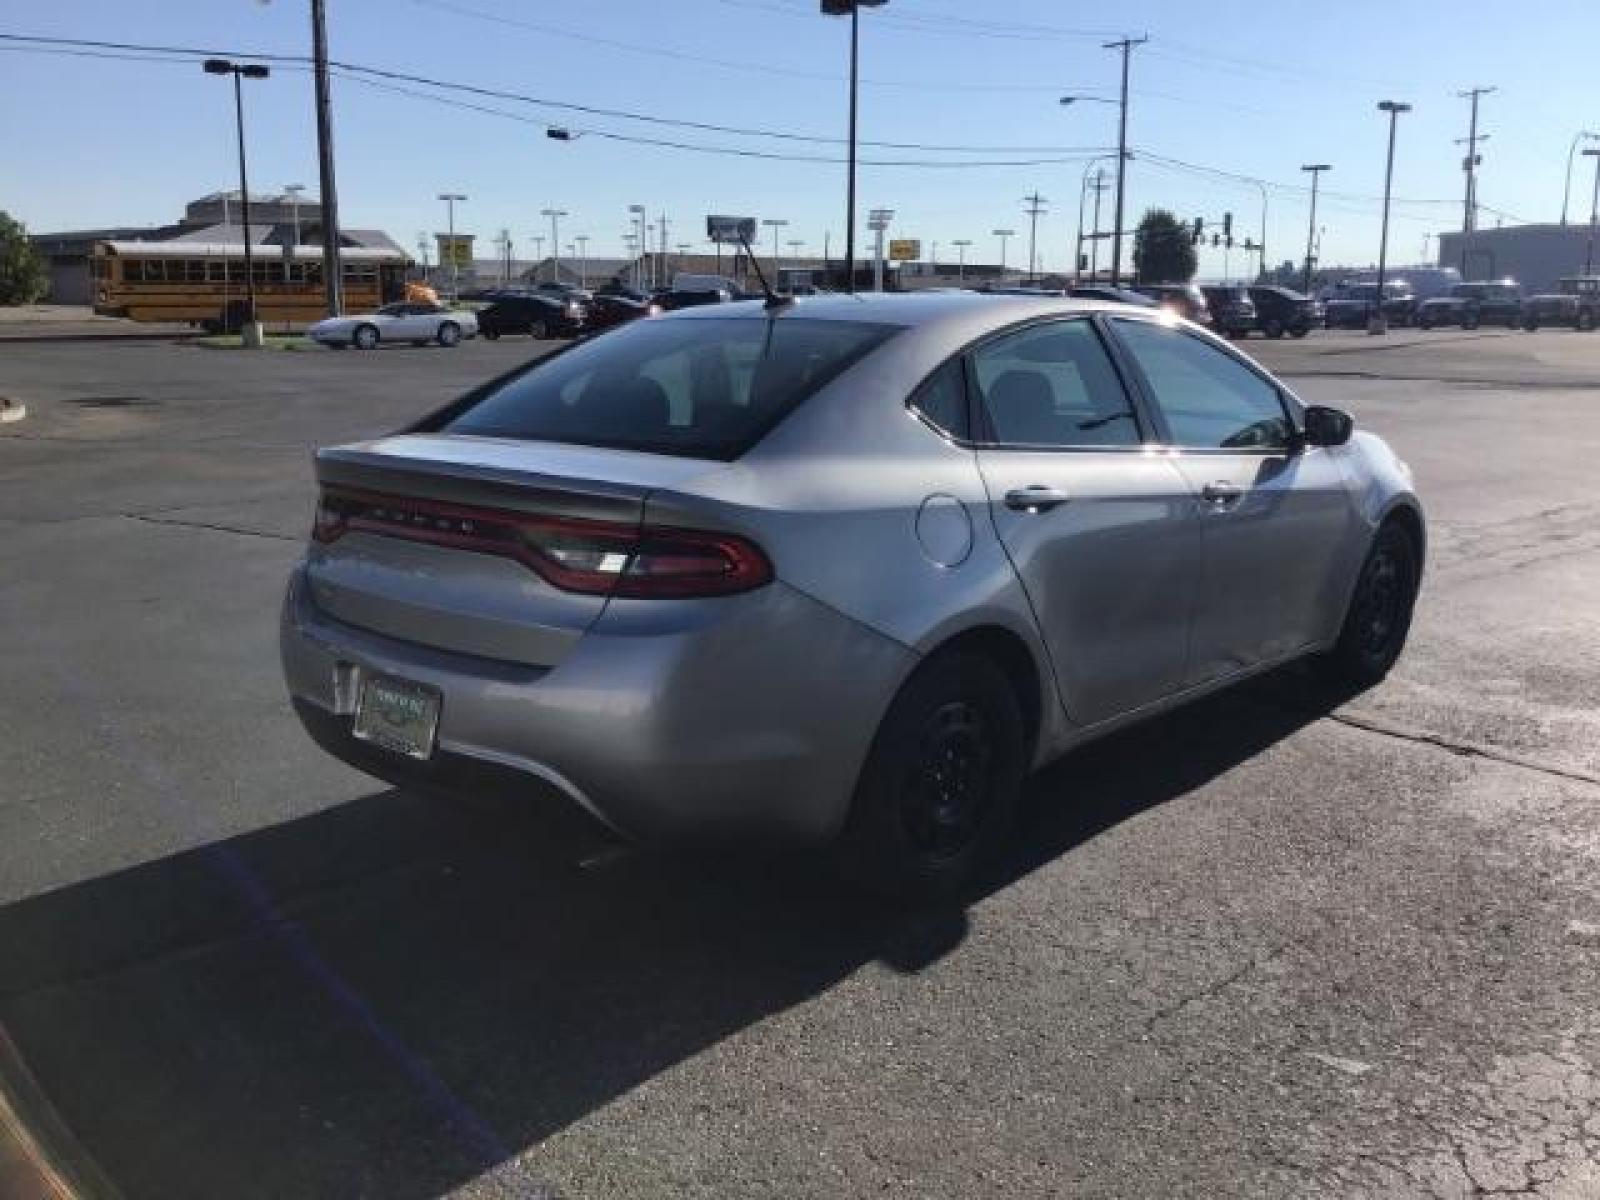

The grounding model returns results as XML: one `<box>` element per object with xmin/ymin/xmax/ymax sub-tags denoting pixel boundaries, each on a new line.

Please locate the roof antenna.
<box><xmin>738</xmin><ymin>233</ymin><xmax>793</xmax><ymax>310</ymax></box>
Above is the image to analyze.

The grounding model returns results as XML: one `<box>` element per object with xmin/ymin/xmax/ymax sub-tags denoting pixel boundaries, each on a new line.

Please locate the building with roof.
<box><xmin>1435</xmin><ymin>223</ymin><xmax>1600</xmax><ymax>293</ymax></box>
<box><xmin>29</xmin><ymin>190</ymin><xmax>407</xmax><ymax>304</ymax></box>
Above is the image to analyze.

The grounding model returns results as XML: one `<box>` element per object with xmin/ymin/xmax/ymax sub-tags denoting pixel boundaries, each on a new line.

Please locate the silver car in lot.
<box><xmin>281</xmin><ymin>292</ymin><xmax>1423</xmax><ymax>897</ymax></box>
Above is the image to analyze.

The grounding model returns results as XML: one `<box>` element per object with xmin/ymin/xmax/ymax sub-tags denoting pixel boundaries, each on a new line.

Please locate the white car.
<box><xmin>309</xmin><ymin>302</ymin><xmax>478</xmax><ymax>350</ymax></box>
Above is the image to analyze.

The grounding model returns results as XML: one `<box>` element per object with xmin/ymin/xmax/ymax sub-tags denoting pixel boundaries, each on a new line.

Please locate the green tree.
<box><xmin>1132</xmin><ymin>208</ymin><xmax>1197</xmax><ymax>284</ymax></box>
<box><xmin>0</xmin><ymin>211</ymin><xmax>47</xmax><ymax>305</ymax></box>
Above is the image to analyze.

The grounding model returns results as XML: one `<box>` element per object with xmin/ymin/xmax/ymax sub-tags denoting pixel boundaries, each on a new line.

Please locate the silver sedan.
<box><xmin>281</xmin><ymin>292</ymin><xmax>1423</xmax><ymax>898</ymax></box>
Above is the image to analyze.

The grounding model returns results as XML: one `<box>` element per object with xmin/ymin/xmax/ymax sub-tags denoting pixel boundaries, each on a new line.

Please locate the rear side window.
<box><xmin>969</xmin><ymin>319</ymin><xmax>1141</xmax><ymax>448</ymax></box>
<box><xmin>909</xmin><ymin>359</ymin><xmax>970</xmax><ymax>440</ymax></box>
<box><xmin>442</xmin><ymin>317</ymin><xmax>896</xmax><ymax>460</ymax></box>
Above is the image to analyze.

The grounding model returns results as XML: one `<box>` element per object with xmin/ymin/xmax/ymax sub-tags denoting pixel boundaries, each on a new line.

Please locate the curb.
<box><xmin>0</xmin><ymin>398</ymin><xmax>26</xmax><ymax>424</ymax></box>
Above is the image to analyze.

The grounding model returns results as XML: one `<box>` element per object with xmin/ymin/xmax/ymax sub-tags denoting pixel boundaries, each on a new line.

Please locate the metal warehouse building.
<box><xmin>1436</xmin><ymin>224</ymin><xmax>1600</xmax><ymax>293</ymax></box>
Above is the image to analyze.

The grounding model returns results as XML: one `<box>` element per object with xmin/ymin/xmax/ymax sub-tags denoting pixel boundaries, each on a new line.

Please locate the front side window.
<box><xmin>1111</xmin><ymin>319</ymin><xmax>1294</xmax><ymax>451</ymax></box>
<box><xmin>969</xmin><ymin>319</ymin><xmax>1140</xmax><ymax>448</ymax></box>
<box><xmin>439</xmin><ymin>317</ymin><xmax>896</xmax><ymax>460</ymax></box>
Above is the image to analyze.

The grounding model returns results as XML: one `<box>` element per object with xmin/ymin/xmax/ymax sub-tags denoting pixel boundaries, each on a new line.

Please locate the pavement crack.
<box><xmin>1140</xmin><ymin>940</ymin><xmax>1292</xmax><ymax>1035</ymax></box>
<box><xmin>1325</xmin><ymin>711</ymin><xmax>1600</xmax><ymax>789</ymax></box>
<box><xmin>124</xmin><ymin>512</ymin><xmax>298</xmax><ymax>542</ymax></box>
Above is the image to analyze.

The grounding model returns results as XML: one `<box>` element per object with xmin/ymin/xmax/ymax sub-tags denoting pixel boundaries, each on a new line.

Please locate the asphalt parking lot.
<box><xmin>3</xmin><ymin>325</ymin><xmax>1600</xmax><ymax>1199</ymax></box>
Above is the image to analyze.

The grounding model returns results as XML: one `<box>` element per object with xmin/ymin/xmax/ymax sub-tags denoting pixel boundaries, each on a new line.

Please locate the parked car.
<box><xmin>1417</xmin><ymin>281</ymin><xmax>1523</xmax><ymax>330</ymax></box>
<box><xmin>597</xmin><ymin>279</ymin><xmax>650</xmax><ymax>302</ymax></box>
<box><xmin>1521</xmin><ymin>276</ymin><xmax>1600</xmax><ymax>331</ymax></box>
<box><xmin>308</xmin><ymin>302</ymin><xmax>478</xmax><ymax>350</ymax></box>
<box><xmin>534</xmin><ymin>281</ymin><xmax>593</xmax><ymax>303</ymax></box>
<box><xmin>477</xmin><ymin>293</ymin><xmax>586</xmax><ymax>340</ymax></box>
<box><xmin>585</xmin><ymin>293</ymin><xmax>658</xmax><ymax>331</ymax></box>
<box><xmin>1247</xmin><ymin>286</ymin><xmax>1321</xmax><ymax>338</ymax></box>
<box><xmin>283</xmin><ymin>292</ymin><xmax>1424</xmax><ymax>899</ymax></box>
<box><xmin>1199</xmin><ymin>286</ymin><xmax>1257</xmax><ymax>339</ymax></box>
<box><xmin>1136</xmin><ymin>283</ymin><xmax>1211</xmax><ymax>325</ymax></box>
<box><xmin>1323</xmin><ymin>280</ymin><xmax>1416</xmax><ymax>329</ymax></box>
<box><xmin>653</xmin><ymin>287</ymin><xmax>733</xmax><ymax>312</ymax></box>
<box><xmin>1066</xmin><ymin>285</ymin><xmax>1158</xmax><ymax>307</ymax></box>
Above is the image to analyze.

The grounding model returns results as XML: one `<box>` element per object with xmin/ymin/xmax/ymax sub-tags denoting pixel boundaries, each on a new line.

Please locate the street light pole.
<box><xmin>542</xmin><ymin>208</ymin><xmax>567</xmax><ymax>284</ymax></box>
<box><xmin>530</xmin><ymin>235</ymin><xmax>544</xmax><ymax>281</ymax></box>
<box><xmin>822</xmin><ymin>1</ymin><xmax>886</xmax><ymax>292</ymax></box>
<box><xmin>1103</xmin><ymin>35</ymin><xmax>1148</xmax><ymax>287</ymax></box>
<box><xmin>1584</xmin><ymin>147</ymin><xmax>1600</xmax><ymax>274</ymax></box>
<box><xmin>628</xmin><ymin>204</ymin><xmax>646</xmax><ymax>288</ymax></box>
<box><xmin>438</xmin><ymin>192</ymin><xmax>465</xmax><ymax>301</ymax></box>
<box><xmin>283</xmin><ymin>183</ymin><xmax>306</xmax><ymax>282</ymax></box>
<box><xmin>992</xmin><ymin>228</ymin><xmax>1014</xmax><ymax>277</ymax></box>
<box><xmin>763</xmin><ymin>218</ymin><xmax>789</xmax><ymax>279</ymax></box>
<box><xmin>576</xmin><ymin>235</ymin><xmax>590</xmax><ymax>287</ymax></box>
<box><xmin>1300</xmin><ymin>164</ymin><xmax>1330</xmax><ymax>295</ymax></box>
<box><xmin>1562</xmin><ymin>132</ymin><xmax>1600</xmax><ymax>225</ymax></box>
<box><xmin>1373</xmin><ymin>101</ymin><xmax>1412</xmax><ymax>335</ymax></box>
<box><xmin>203</xmin><ymin>58</ymin><xmax>270</xmax><ymax>342</ymax></box>
<box><xmin>952</xmin><ymin>238</ymin><xmax>971</xmax><ymax>281</ymax></box>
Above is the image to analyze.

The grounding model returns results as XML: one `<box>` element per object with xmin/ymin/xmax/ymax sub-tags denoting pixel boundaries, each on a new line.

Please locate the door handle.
<box><xmin>1004</xmin><ymin>485</ymin><xmax>1070</xmax><ymax>513</ymax></box>
<box><xmin>1201</xmin><ymin>480</ymin><xmax>1244</xmax><ymax>505</ymax></box>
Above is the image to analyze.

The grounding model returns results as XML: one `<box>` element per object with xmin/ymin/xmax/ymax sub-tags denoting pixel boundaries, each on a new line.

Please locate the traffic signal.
<box><xmin>1222</xmin><ymin>212</ymin><xmax>1233</xmax><ymax>238</ymax></box>
<box><xmin>1191</xmin><ymin>217</ymin><xmax>1204</xmax><ymax>243</ymax></box>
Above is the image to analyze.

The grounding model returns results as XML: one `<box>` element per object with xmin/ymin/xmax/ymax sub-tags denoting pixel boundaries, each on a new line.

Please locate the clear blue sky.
<box><xmin>3</xmin><ymin>0</ymin><xmax>1597</xmax><ymax>278</ymax></box>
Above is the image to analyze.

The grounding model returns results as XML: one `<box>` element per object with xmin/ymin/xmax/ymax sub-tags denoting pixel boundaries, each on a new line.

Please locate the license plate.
<box><xmin>352</xmin><ymin>673</ymin><xmax>441</xmax><ymax>760</ymax></box>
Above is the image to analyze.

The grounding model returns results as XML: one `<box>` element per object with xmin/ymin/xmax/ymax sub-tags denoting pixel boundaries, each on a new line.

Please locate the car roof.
<box><xmin>662</xmin><ymin>289</ymin><xmax>1127</xmax><ymax>333</ymax></box>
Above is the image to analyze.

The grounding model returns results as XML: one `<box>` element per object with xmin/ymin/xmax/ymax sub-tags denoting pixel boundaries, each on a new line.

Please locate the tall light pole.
<box><xmin>203</xmin><ymin>58</ymin><xmax>270</xmax><ymax>342</ymax></box>
<box><xmin>1300</xmin><ymin>164</ymin><xmax>1331</xmax><ymax>294</ymax></box>
<box><xmin>310</xmin><ymin>0</ymin><xmax>344</xmax><ymax>317</ymax></box>
<box><xmin>763</xmin><ymin>218</ymin><xmax>789</xmax><ymax>277</ymax></box>
<box><xmin>1584</xmin><ymin>147</ymin><xmax>1600</xmax><ymax>274</ymax></box>
<box><xmin>1022</xmin><ymin>193</ymin><xmax>1048</xmax><ymax>283</ymax></box>
<box><xmin>1103</xmin><ymin>35</ymin><xmax>1148</xmax><ymax>286</ymax></box>
<box><xmin>1561</xmin><ymin>132</ymin><xmax>1600</xmax><ymax>225</ymax></box>
<box><xmin>822</xmin><ymin>0</ymin><xmax>887</xmax><ymax>292</ymax></box>
<box><xmin>1372</xmin><ymin>101</ymin><xmax>1412</xmax><ymax>335</ymax></box>
<box><xmin>1073</xmin><ymin>151</ymin><xmax>1117</xmax><ymax>283</ymax></box>
<box><xmin>952</xmin><ymin>238</ymin><xmax>971</xmax><ymax>281</ymax></box>
<box><xmin>1249</xmin><ymin>178</ymin><xmax>1268</xmax><ymax>283</ymax></box>
<box><xmin>529</xmin><ymin>235</ymin><xmax>544</xmax><ymax>281</ymax></box>
<box><xmin>283</xmin><ymin>183</ymin><xmax>306</xmax><ymax>281</ymax></box>
<box><xmin>787</xmin><ymin>238</ymin><xmax>806</xmax><ymax>271</ymax></box>
<box><xmin>438</xmin><ymin>192</ymin><xmax>465</xmax><ymax>301</ymax></box>
<box><xmin>576</xmin><ymin>235</ymin><xmax>590</xmax><ymax>287</ymax></box>
<box><xmin>542</xmin><ymin>208</ymin><xmax>567</xmax><ymax>284</ymax></box>
<box><xmin>628</xmin><ymin>204</ymin><xmax>647</xmax><ymax>288</ymax></box>
<box><xmin>415</xmin><ymin>232</ymin><xmax>430</xmax><ymax>282</ymax></box>
<box><xmin>993</xmin><ymin>228</ymin><xmax>1014</xmax><ymax>277</ymax></box>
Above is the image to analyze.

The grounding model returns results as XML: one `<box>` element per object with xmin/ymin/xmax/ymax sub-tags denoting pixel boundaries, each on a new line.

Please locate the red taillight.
<box><xmin>311</xmin><ymin>487</ymin><xmax>771</xmax><ymax>598</ymax></box>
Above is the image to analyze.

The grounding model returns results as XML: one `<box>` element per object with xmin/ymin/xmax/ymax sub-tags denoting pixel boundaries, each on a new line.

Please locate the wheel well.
<box><xmin>927</xmin><ymin>626</ymin><xmax>1044</xmax><ymax>760</ymax></box>
<box><xmin>1382</xmin><ymin>504</ymin><xmax>1426</xmax><ymax>570</ymax></box>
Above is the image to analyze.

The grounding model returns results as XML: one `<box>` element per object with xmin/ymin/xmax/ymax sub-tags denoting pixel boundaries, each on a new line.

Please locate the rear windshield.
<box><xmin>441</xmin><ymin>316</ymin><xmax>897</xmax><ymax>460</ymax></box>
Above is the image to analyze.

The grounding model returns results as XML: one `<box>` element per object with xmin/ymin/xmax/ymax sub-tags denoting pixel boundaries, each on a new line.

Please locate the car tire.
<box><xmin>1462</xmin><ymin>312</ymin><xmax>1479</xmax><ymax>330</ymax></box>
<box><xmin>352</xmin><ymin>324</ymin><xmax>379</xmax><ymax>350</ymax></box>
<box><xmin>436</xmin><ymin>321</ymin><xmax>461</xmax><ymax>347</ymax></box>
<box><xmin>1578</xmin><ymin>308</ymin><xmax>1596</xmax><ymax>332</ymax></box>
<box><xmin>1417</xmin><ymin>315</ymin><xmax>1433</xmax><ymax>330</ymax></box>
<box><xmin>1263</xmin><ymin>318</ymin><xmax>1285</xmax><ymax>339</ymax></box>
<box><xmin>1506</xmin><ymin>313</ymin><xmax>1521</xmax><ymax>329</ymax></box>
<box><xmin>481</xmin><ymin>327</ymin><xmax>500</xmax><ymax>341</ymax></box>
<box><xmin>1524</xmin><ymin>318</ymin><xmax>1539</xmax><ymax>332</ymax></box>
<box><xmin>1314</xmin><ymin>520</ymin><xmax>1420</xmax><ymax>689</ymax></box>
<box><xmin>528</xmin><ymin>320</ymin><xmax>549</xmax><ymax>340</ymax></box>
<box><xmin>1290</xmin><ymin>325</ymin><xmax>1311</xmax><ymax>338</ymax></box>
<box><xmin>832</xmin><ymin>651</ymin><xmax>1025</xmax><ymax>903</ymax></box>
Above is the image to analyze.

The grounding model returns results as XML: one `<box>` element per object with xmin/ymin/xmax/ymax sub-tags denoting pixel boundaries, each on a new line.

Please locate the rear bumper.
<box><xmin>280</xmin><ymin>565</ymin><xmax>915</xmax><ymax>845</ymax></box>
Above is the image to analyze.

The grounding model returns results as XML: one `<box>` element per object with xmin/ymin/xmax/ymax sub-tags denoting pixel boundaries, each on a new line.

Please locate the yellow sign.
<box><xmin>889</xmin><ymin>239</ymin><xmax>921</xmax><ymax>262</ymax></box>
<box><xmin>435</xmin><ymin>234</ymin><xmax>475</xmax><ymax>267</ymax></box>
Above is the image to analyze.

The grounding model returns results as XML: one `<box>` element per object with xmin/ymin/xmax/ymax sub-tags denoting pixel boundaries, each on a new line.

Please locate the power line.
<box><xmin>0</xmin><ymin>31</ymin><xmax>1109</xmax><ymax>155</ymax></box>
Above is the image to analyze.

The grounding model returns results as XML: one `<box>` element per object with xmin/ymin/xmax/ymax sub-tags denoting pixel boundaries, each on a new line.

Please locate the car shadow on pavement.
<box><xmin>0</xmin><ymin>667</ymin><xmax>1350</xmax><ymax>1199</ymax></box>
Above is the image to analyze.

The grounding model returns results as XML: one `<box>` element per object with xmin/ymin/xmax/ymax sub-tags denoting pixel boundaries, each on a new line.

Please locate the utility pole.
<box><xmin>310</xmin><ymin>0</ymin><xmax>343</xmax><ymax>316</ymax></box>
<box><xmin>1457</xmin><ymin>85</ymin><xmax>1495</xmax><ymax>276</ymax></box>
<box><xmin>1022</xmin><ymin>192</ymin><xmax>1048</xmax><ymax>283</ymax></box>
<box><xmin>1373</xmin><ymin>101</ymin><xmax>1412</xmax><ymax>334</ymax></box>
<box><xmin>992</xmin><ymin>228</ymin><xmax>1014</xmax><ymax>277</ymax></box>
<box><xmin>1088</xmin><ymin>171</ymin><xmax>1109</xmax><ymax>280</ymax></box>
<box><xmin>1103</xmin><ymin>34</ymin><xmax>1148</xmax><ymax>287</ymax></box>
<box><xmin>1300</xmin><ymin>163</ymin><xmax>1330</xmax><ymax>294</ymax></box>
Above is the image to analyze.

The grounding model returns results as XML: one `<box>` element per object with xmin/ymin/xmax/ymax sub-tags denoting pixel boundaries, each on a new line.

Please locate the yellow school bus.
<box><xmin>91</xmin><ymin>241</ymin><xmax>411</xmax><ymax>330</ymax></box>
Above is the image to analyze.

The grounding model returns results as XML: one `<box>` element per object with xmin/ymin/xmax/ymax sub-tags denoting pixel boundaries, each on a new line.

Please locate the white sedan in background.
<box><xmin>309</xmin><ymin>302</ymin><xmax>479</xmax><ymax>350</ymax></box>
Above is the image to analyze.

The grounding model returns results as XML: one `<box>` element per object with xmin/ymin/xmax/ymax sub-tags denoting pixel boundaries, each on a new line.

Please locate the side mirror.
<box><xmin>1303</xmin><ymin>404</ymin><xmax>1354</xmax><ymax>447</ymax></box>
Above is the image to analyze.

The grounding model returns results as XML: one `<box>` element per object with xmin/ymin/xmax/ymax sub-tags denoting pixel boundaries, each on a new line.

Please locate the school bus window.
<box><xmin>206</xmin><ymin>261</ymin><xmax>226</xmax><ymax>282</ymax></box>
<box><xmin>186</xmin><ymin>261</ymin><xmax>207</xmax><ymax>282</ymax></box>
